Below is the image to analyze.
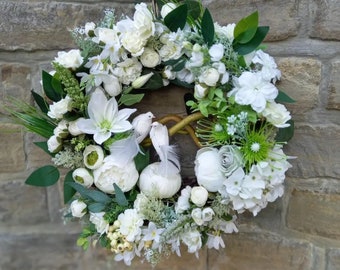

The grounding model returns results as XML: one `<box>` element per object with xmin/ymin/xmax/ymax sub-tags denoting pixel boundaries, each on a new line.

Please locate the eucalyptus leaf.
<box><xmin>113</xmin><ymin>183</ymin><xmax>128</xmax><ymax>206</ymax></box>
<box><xmin>42</xmin><ymin>71</ymin><xmax>62</xmax><ymax>102</ymax></box>
<box><xmin>88</xmin><ymin>202</ymin><xmax>106</xmax><ymax>213</ymax></box>
<box><xmin>201</xmin><ymin>8</ymin><xmax>215</xmax><ymax>46</ymax></box>
<box><xmin>67</xmin><ymin>182</ymin><xmax>111</xmax><ymax>204</ymax></box>
<box><xmin>276</xmin><ymin>90</ymin><xmax>296</xmax><ymax>103</ymax></box>
<box><xmin>119</xmin><ymin>93</ymin><xmax>144</xmax><ymax>106</ymax></box>
<box><xmin>31</xmin><ymin>91</ymin><xmax>49</xmax><ymax>113</ymax></box>
<box><xmin>234</xmin><ymin>11</ymin><xmax>258</xmax><ymax>44</ymax></box>
<box><xmin>63</xmin><ymin>170</ymin><xmax>76</xmax><ymax>204</ymax></box>
<box><xmin>25</xmin><ymin>165</ymin><xmax>60</xmax><ymax>187</ymax></box>
<box><xmin>164</xmin><ymin>4</ymin><xmax>188</xmax><ymax>32</ymax></box>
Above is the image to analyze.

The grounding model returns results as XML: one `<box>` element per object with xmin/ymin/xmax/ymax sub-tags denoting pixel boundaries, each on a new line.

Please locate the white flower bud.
<box><xmin>68</xmin><ymin>118</ymin><xmax>84</xmax><ymax>136</ymax></box>
<box><xmin>190</xmin><ymin>186</ymin><xmax>209</xmax><ymax>207</ymax></box>
<box><xmin>70</xmin><ymin>199</ymin><xmax>87</xmax><ymax>218</ymax></box>
<box><xmin>47</xmin><ymin>135</ymin><xmax>62</xmax><ymax>153</ymax></box>
<box><xmin>83</xmin><ymin>145</ymin><xmax>104</xmax><ymax>170</ymax></box>
<box><xmin>194</xmin><ymin>83</ymin><xmax>208</xmax><ymax>100</ymax></box>
<box><xmin>72</xmin><ymin>168</ymin><xmax>94</xmax><ymax>188</ymax></box>
<box><xmin>53</xmin><ymin>120</ymin><xmax>69</xmax><ymax>138</ymax></box>
<box><xmin>132</xmin><ymin>72</ymin><xmax>154</xmax><ymax>89</ymax></box>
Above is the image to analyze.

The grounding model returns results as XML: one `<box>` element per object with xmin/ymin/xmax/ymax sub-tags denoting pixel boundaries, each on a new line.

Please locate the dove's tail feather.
<box><xmin>158</xmin><ymin>145</ymin><xmax>180</xmax><ymax>176</ymax></box>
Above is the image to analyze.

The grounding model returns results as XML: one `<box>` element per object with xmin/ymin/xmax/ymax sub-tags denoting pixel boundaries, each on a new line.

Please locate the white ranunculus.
<box><xmin>53</xmin><ymin>120</ymin><xmax>68</xmax><ymax>138</ymax></box>
<box><xmin>84</xmin><ymin>22</ymin><xmax>96</xmax><ymax>36</ymax></box>
<box><xmin>68</xmin><ymin>118</ymin><xmax>84</xmax><ymax>136</ymax></box>
<box><xmin>199</xmin><ymin>67</ymin><xmax>220</xmax><ymax>86</ymax></box>
<box><xmin>47</xmin><ymin>135</ymin><xmax>62</xmax><ymax>153</ymax></box>
<box><xmin>140</xmin><ymin>47</ymin><xmax>161</xmax><ymax>68</ymax></box>
<box><xmin>202</xmin><ymin>207</ymin><xmax>215</xmax><ymax>222</ymax></box>
<box><xmin>89</xmin><ymin>212</ymin><xmax>109</xmax><ymax>235</ymax></box>
<box><xmin>175</xmin><ymin>186</ymin><xmax>192</xmax><ymax>214</ymax></box>
<box><xmin>70</xmin><ymin>199</ymin><xmax>87</xmax><ymax>218</ymax></box>
<box><xmin>132</xmin><ymin>72</ymin><xmax>154</xmax><ymax>89</ymax></box>
<box><xmin>195</xmin><ymin>148</ymin><xmax>226</xmax><ymax>192</ymax></box>
<box><xmin>191</xmin><ymin>208</ymin><xmax>204</xmax><ymax>225</ymax></box>
<box><xmin>47</xmin><ymin>95</ymin><xmax>72</xmax><ymax>119</ymax></box>
<box><xmin>72</xmin><ymin>168</ymin><xmax>94</xmax><ymax>188</ymax></box>
<box><xmin>83</xmin><ymin>145</ymin><xmax>104</xmax><ymax>170</ymax></box>
<box><xmin>261</xmin><ymin>101</ymin><xmax>291</xmax><ymax>128</ymax></box>
<box><xmin>121</xmin><ymin>30</ymin><xmax>147</xmax><ymax>57</ymax></box>
<box><xmin>190</xmin><ymin>186</ymin><xmax>208</xmax><ymax>207</ymax></box>
<box><xmin>219</xmin><ymin>145</ymin><xmax>244</xmax><ymax>176</ymax></box>
<box><xmin>181</xmin><ymin>229</ymin><xmax>202</xmax><ymax>254</ymax></box>
<box><xmin>102</xmin><ymin>74</ymin><xmax>122</xmax><ymax>97</ymax></box>
<box><xmin>161</xmin><ymin>2</ymin><xmax>177</xmax><ymax>18</ymax></box>
<box><xmin>209</xmin><ymin>43</ymin><xmax>224</xmax><ymax>62</ymax></box>
<box><xmin>54</xmin><ymin>49</ymin><xmax>83</xmax><ymax>69</ymax></box>
<box><xmin>194</xmin><ymin>83</ymin><xmax>208</xmax><ymax>100</ymax></box>
<box><xmin>94</xmin><ymin>160</ymin><xmax>139</xmax><ymax>194</ymax></box>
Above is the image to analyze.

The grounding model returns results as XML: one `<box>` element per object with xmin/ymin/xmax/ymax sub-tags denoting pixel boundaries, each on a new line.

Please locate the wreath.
<box><xmin>7</xmin><ymin>0</ymin><xmax>295</xmax><ymax>266</ymax></box>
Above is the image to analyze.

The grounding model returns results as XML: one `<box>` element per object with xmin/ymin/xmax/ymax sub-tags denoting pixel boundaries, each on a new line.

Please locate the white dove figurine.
<box><xmin>132</xmin><ymin>112</ymin><xmax>155</xmax><ymax>143</ymax></box>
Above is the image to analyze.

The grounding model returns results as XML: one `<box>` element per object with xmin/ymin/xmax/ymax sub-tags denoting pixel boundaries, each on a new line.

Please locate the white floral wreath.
<box><xmin>9</xmin><ymin>0</ymin><xmax>295</xmax><ymax>266</ymax></box>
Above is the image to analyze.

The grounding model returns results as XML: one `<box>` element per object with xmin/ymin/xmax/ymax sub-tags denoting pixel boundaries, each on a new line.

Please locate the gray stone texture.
<box><xmin>0</xmin><ymin>0</ymin><xmax>339</xmax><ymax>269</ymax></box>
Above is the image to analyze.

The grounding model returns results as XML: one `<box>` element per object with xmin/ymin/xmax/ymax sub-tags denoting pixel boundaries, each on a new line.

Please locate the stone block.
<box><xmin>0</xmin><ymin>2</ymin><xmax>135</xmax><ymax>51</ymax></box>
<box><xmin>310</xmin><ymin>0</ymin><xmax>340</xmax><ymax>40</ymax></box>
<box><xmin>25</xmin><ymin>133</ymin><xmax>53</xmax><ymax>169</ymax></box>
<box><xmin>326</xmin><ymin>248</ymin><xmax>340</xmax><ymax>270</ymax></box>
<box><xmin>276</xmin><ymin>57</ymin><xmax>321</xmax><ymax>115</ymax></box>
<box><xmin>0</xmin><ymin>180</ymin><xmax>49</xmax><ymax>226</ymax></box>
<box><xmin>284</xmin><ymin>124</ymin><xmax>340</xmax><ymax>178</ymax></box>
<box><xmin>287</xmin><ymin>190</ymin><xmax>340</xmax><ymax>240</ymax></box>
<box><xmin>203</xmin><ymin>0</ymin><xmax>299</xmax><ymax>41</ymax></box>
<box><xmin>327</xmin><ymin>60</ymin><xmax>340</xmax><ymax>110</ymax></box>
<box><xmin>0</xmin><ymin>123</ymin><xmax>25</xmax><ymax>173</ymax></box>
<box><xmin>208</xmin><ymin>232</ymin><xmax>313</xmax><ymax>270</ymax></box>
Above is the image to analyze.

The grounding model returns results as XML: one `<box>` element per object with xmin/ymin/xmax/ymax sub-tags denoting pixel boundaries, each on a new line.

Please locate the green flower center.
<box><xmin>86</xmin><ymin>151</ymin><xmax>99</xmax><ymax>166</ymax></box>
<box><xmin>100</xmin><ymin>119</ymin><xmax>112</xmax><ymax>132</ymax></box>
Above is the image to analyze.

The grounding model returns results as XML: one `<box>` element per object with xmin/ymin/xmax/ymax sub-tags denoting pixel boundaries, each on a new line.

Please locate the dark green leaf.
<box><xmin>88</xmin><ymin>202</ymin><xmax>106</xmax><ymax>213</ymax></box>
<box><xmin>67</xmin><ymin>182</ymin><xmax>111</xmax><ymax>204</ymax></box>
<box><xmin>31</xmin><ymin>91</ymin><xmax>49</xmax><ymax>113</ymax></box>
<box><xmin>25</xmin><ymin>165</ymin><xmax>60</xmax><ymax>187</ymax></box>
<box><xmin>51</xmin><ymin>76</ymin><xmax>64</xmax><ymax>96</ymax></box>
<box><xmin>42</xmin><ymin>71</ymin><xmax>62</xmax><ymax>102</ymax></box>
<box><xmin>276</xmin><ymin>90</ymin><xmax>296</xmax><ymax>103</ymax></box>
<box><xmin>275</xmin><ymin>120</ymin><xmax>295</xmax><ymax>142</ymax></box>
<box><xmin>164</xmin><ymin>4</ymin><xmax>188</xmax><ymax>32</ymax></box>
<box><xmin>233</xmin><ymin>26</ymin><xmax>269</xmax><ymax>55</ymax></box>
<box><xmin>63</xmin><ymin>170</ymin><xmax>76</xmax><ymax>204</ymax></box>
<box><xmin>113</xmin><ymin>183</ymin><xmax>128</xmax><ymax>206</ymax></box>
<box><xmin>140</xmin><ymin>73</ymin><xmax>164</xmax><ymax>90</ymax></box>
<box><xmin>119</xmin><ymin>93</ymin><xmax>144</xmax><ymax>106</ymax></box>
<box><xmin>201</xmin><ymin>8</ymin><xmax>215</xmax><ymax>46</ymax></box>
<box><xmin>186</xmin><ymin>0</ymin><xmax>202</xmax><ymax>20</ymax></box>
<box><xmin>234</xmin><ymin>11</ymin><xmax>258</xmax><ymax>44</ymax></box>
<box><xmin>163</xmin><ymin>58</ymin><xmax>186</xmax><ymax>72</ymax></box>
<box><xmin>134</xmin><ymin>147</ymin><xmax>150</xmax><ymax>173</ymax></box>
<box><xmin>34</xmin><ymin>141</ymin><xmax>54</xmax><ymax>156</ymax></box>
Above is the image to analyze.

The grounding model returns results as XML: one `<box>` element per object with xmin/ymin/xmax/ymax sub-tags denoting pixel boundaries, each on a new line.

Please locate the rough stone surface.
<box><xmin>326</xmin><ymin>248</ymin><xmax>340</xmax><ymax>270</ymax></box>
<box><xmin>287</xmin><ymin>190</ymin><xmax>340</xmax><ymax>240</ymax></box>
<box><xmin>327</xmin><ymin>60</ymin><xmax>340</xmax><ymax>110</ymax></box>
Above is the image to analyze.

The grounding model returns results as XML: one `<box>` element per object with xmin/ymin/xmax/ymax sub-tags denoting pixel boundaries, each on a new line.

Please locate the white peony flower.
<box><xmin>161</xmin><ymin>2</ymin><xmax>177</xmax><ymax>18</ymax></box>
<box><xmin>209</xmin><ymin>43</ymin><xmax>224</xmax><ymax>62</ymax></box>
<box><xmin>118</xmin><ymin>209</ymin><xmax>143</xmax><ymax>242</ymax></box>
<box><xmin>70</xmin><ymin>199</ymin><xmax>87</xmax><ymax>218</ymax></box>
<box><xmin>181</xmin><ymin>229</ymin><xmax>202</xmax><ymax>254</ymax></box>
<box><xmin>72</xmin><ymin>168</ymin><xmax>94</xmax><ymax>188</ymax></box>
<box><xmin>190</xmin><ymin>186</ymin><xmax>209</xmax><ymax>207</ymax></box>
<box><xmin>47</xmin><ymin>95</ymin><xmax>72</xmax><ymax>119</ymax></box>
<box><xmin>228</xmin><ymin>71</ymin><xmax>278</xmax><ymax>113</ymax></box>
<box><xmin>261</xmin><ymin>101</ymin><xmax>291</xmax><ymax>128</ymax></box>
<box><xmin>89</xmin><ymin>212</ymin><xmax>109</xmax><ymax>235</ymax></box>
<box><xmin>120</xmin><ymin>30</ymin><xmax>147</xmax><ymax>57</ymax></box>
<box><xmin>140</xmin><ymin>47</ymin><xmax>161</xmax><ymax>68</ymax></box>
<box><xmin>195</xmin><ymin>147</ymin><xmax>226</xmax><ymax>192</ymax></box>
<box><xmin>54</xmin><ymin>49</ymin><xmax>83</xmax><ymax>69</ymax></box>
<box><xmin>83</xmin><ymin>145</ymin><xmax>104</xmax><ymax>170</ymax></box>
<box><xmin>199</xmin><ymin>67</ymin><xmax>220</xmax><ymax>86</ymax></box>
<box><xmin>93</xmin><ymin>160</ymin><xmax>139</xmax><ymax>194</ymax></box>
<box><xmin>47</xmin><ymin>135</ymin><xmax>62</xmax><ymax>153</ymax></box>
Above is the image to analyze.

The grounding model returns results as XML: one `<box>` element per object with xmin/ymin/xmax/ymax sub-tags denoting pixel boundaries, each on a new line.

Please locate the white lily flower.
<box><xmin>77</xmin><ymin>88</ymin><xmax>136</xmax><ymax>144</ymax></box>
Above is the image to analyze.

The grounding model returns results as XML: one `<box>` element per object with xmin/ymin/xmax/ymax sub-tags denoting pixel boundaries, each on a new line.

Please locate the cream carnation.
<box><xmin>54</xmin><ymin>49</ymin><xmax>83</xmax><ymax>69</ymax></box>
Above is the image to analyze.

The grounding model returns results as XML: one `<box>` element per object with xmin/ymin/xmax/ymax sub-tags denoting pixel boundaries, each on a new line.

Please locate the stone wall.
<box><xmin>0</xmin><ymin>0</ymin><xmax>339</xmax><ymax>269</ymax></box>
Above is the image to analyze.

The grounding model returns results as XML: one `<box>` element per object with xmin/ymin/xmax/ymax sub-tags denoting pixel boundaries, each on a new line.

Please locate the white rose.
<box><xmin>219</xmin><ymin>145</ymin><xmax>244</xmax><ymax>176</ymax></box>
<box><xmin>191</xmin><ymin>208</ymin><xmax>204</xmax><ymax>225</ymax></box>
<box><xmin>133</xmin><ymin>3</ymin><xmax>155</xmax><ymax>40</ymax></box>
<box><xmin>121</xmin><ymin>30</ymin><xmax>146</xmax><ymax>57</ymax></box>
<box><xmin>68</xmin><ymin>118</ymin><xmax>84</xmax><ymax>136</ymax></box>
<box><xmin>53</xmin><ymin>120</ymin><xmax>68</xmax><ymax>138</ymax></box>
<box><xmin>194</xmin><ymin>83</ymin><xmax>208</xmax><ymax>100</ymax></box>
<box><xmin>132</xmin><ymin>72</ymin><xmax>154</xmax><ymax>89</ymax></box>
<box><xmin>54</xmin><ymin>49</ymin><xmax>83</xmax><ymax>69</ymax></box>
<box><xmin>72</xmin><ymin>168</ymin><xmax>94</xmax><ymax>188</ymax></box>
<box><xmin>94</xmin><ymin>160</ymin><xmax>139</xmax><ymax>194</ymax></box>
<box><xmin>195</xmin><ymin>147</ymin><xmax>226</xmax><ymax>192</ymax></box>
<box><xmin>181</xmin><ymin>229</ymin><xmax>202</xmax><ymax>254</ymax></box>
<box><xmin>102</xmin><ymin>74</ymin><xmax>122</xmax><ymax>96</ymax></box>
<box><xmin>47</xmin><ymin>135</ymin><xmax>62</xmax><ymax>153</ymax></box>
<box><xmin>93</xmin><ymin>27</ymin><xmax>118</xmax><ymax>45</ymax></box>
<box><xmin>190</xmin><ymin>186</ymin><xmax>208</xmax><ymax>207</ymax></box>
<box><xmin>140</xmin><ymin>47</ymin><xmax>161</xmax><ymax>68</ymax></box>
<box><xmin>70</xmin><ymin>199</ymin><xmax>87</xmax><ymax>218</ymax></box>
<box><xmin>83</xmin><ymin>145</ymin><xmax>104</xmax><ymax>170</ymax></box>
<box><xmin>161</xmin><ymin>3</ymin><xmax>177</xmax><ymax>18</ymax></box>
<box><xmin>199</xmin><ymin>68</ymin><xmax>220</xmax><ymax>86</ymax></box>
<box><xmin>209</xmin><ymin>43</ymin><xmax>224</xmax><ymax>62</ymax></box>
<box><xmin>261</xmin><ymin>101</ymin><xmax>291</xmax><ymax>128</ymax></box>
<box><xmin>89</xmin><ymin>212</ymin><xmax>109</xmax><ymax>234</ymax></box>
<box><xmin>202</xmin><ymin>207</ymin><xmax>214</xmax><ymax>222</ymax></box>
<box><xmin>47</xmin><ymin>95</ymin><xmax>72</xmax><ymax>119</ymax></box>
<box><xmin>175</xmin><ymin>186</ymin><xmax>192</xmax><ymax>214</ymax></box>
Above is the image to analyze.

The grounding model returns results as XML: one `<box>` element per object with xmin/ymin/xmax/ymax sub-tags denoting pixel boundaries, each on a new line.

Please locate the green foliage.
<box><xmin>140</xmin><ymin>72</ymin><xmax>165</xmax><ymax>90</ymax></box>
<box><xmin>164</xmin><ymin>4</ymin><xmax>188</xmax><ymax>32</ymax></box>
<box><xmin>67</xmin><ymin>182</ymin><xmax>111</xmax><ymax>204</ymax></box>
<box><xmin>276</xmin><ymin>90</ymin><xmax>296</xmax><ymax>103</ymax></box>
<box><xmin>31</xmin><ymin>90</ymin><xmax>49</xmax><ymax>113</ymax></box>
<box><xmin>134</xmin><ymin>147</ymin><xmax>150</xmax><ymax>173</ymax></box>
<box><xmin>275</xmin><ymin>120</ymin><xmax>295</xmax><ymax>142</ymax></box>
<box><xmin>201</xmin><ymin>8</ymin><xmax>215</xmax><ymax>46</ymax></box>
<box><xmin>63</xmin><ymin>170</ymin><xmax>76</xmax><ymax>204</ymax></box>
<box><xmin>113</xmin><ymin>183</ymin><xmax>128</xmax><ymax>206</ymax></box>
<box><xmin>25</xmin><ymin>165</ymin><xmax>60</xmax><ymax>187</ymax></box>
<box><xmin>77</xmin><ymin>224</ymin><xmax>97</xmax><ymax>250</ymax></box>
<box><xmin>118</xmin><ymin>93</ymin><xmax>144</xmax><ymax>106</ymax></box>
<box><xmin>42</xmin><ymin>71</ymin><xmax>63</xmax><ymax>102</ymax></box>
<box><xmin>34</xmin><ymin>141</ymin><xmax>54</xmax><ymax>156</ymax></box>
